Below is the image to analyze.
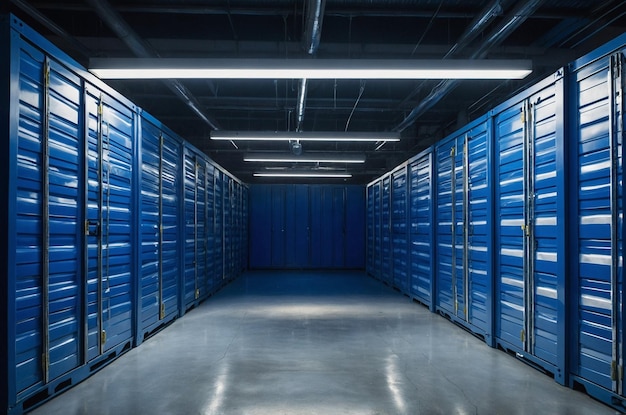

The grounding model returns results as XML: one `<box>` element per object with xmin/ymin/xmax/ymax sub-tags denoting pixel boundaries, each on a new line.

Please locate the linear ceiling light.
<box><xmin>211</xmin><ymin>131</ymin><xmax>400</xmax><ymax>142</ymax></box>
<box><xmin>89</xmin><ymin>58</ymin><xmax>532</xmax><ymax>80</ymax></box>
<box><xmin>244</xmin><ymin>153</ymin><xmax>366</xmax><ymax>163</ymax></box>
<box><xmin>254</xmin><ymin>172</ymin><xmax>352</xmax><ymax>178</ymax></box>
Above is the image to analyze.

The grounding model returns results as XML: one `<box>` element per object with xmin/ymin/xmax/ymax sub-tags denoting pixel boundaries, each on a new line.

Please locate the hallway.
<box><xmin>31</xmin><ymin>272</ymin><xmax>615</xmax><ymax>415</ymax></box>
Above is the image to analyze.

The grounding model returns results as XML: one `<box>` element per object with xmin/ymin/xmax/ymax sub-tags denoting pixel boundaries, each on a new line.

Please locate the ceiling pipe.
<box><xmin>398</xmin><ymin>0</ymin><xmax>507</xmax><ymax>108</ymax></box>
<box><xmin>84</xmin><ymin>0</ymin><xmax>220</xmax><ymax>131</ymax></box>
<box><xmin>393</xmin><ymin>0</ymin><xmax>546</xmax><ymax>132</ymax></box>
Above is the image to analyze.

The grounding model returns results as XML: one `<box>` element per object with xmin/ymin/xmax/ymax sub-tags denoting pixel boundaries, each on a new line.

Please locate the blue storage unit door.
<box><xmin>214</xmin><ymin>170</ymin><xmax>224</xmax><ymax>284</ymax></box>
<box><xmin>366</xmin><ymin>184</ymin><xmax>375</xmax><ymax>274</ymax></box>
<box><xmin>435</xmin><ymin>136</ymin><xmax>464</xmax><ymax>317</ymax></box>
<box><xmin>494</xmin><ymin>73</ymin><xmax>566</xmax><ymax>383</ymax></box>
<box><xmin>242</xmin><ymin>186</ymin><xmax>249</xmax><ymax>270</ymax></box>
<box><xmin>435</xmin><ymin>118</ymin><xmax>493</xmax><ymax>340</ymax></box>
<box><xmin>139</xmin><ymin>116</ymin><xmax>180</xmax><ymax>340</ymax></box>
<box><xmin>569</xmin><ymin>42</ymin><xmax>626</xmax><ymax>404</ymax></box>
<box><xmin>85</xmin><ymin>84</ymin><xmax>135</xmax><ymax>359</ymax></box>
<box><xmin>391</xmin><ymin>167</ymin><xmax>409</xmax><ymax>293</ymax></box>
<box><xmin>224</xmin><ymin>175</ymin><xmax>233</xmax><ymax>280</ymax></box>
<box><xmin>409</xmin><ymin>151</ymin><xmax>434</xmax><ymax>308</ymax></box>
<box><xmin>13</xmin><ymin>50</ymin><xmax>84</xmax><ymax>396</ymax></box>
<box><xmin>345</xmin><ymin>186</ymin><xmax>365</xmax><ymax>268</ymax></box>
<box><xmin>381</xmin><ymin>176</ymin><xmax>392</xmax><ymax>284</ymax></box>
<box><xmin>373</xmin><ymin>181</ymin><xmax>382</xmax><ymax>279</ymax></box>
<box><xmin>205</xmin><ymin>164</ymin><xmax>216</xmax><ymax>292</ymax></box>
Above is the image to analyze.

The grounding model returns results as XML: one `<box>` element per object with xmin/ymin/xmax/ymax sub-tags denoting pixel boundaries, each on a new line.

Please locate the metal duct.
<box><xmin>393</xmin><ymin>0</ymin><xmax>546</xmax><ymax>132</ymax></box>
<box><xmin>84</xmin><ymin>0</ymin><xmax>219</xmax><ymax>131</ymax></box>
<box><xmin>296</xmin><ymin>0</ymin><xmax>325</xmax><ymax>132</ymax></box>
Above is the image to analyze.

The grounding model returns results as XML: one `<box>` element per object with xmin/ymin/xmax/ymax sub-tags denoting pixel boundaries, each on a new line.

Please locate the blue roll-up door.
<box><xmin>214</xmin><ymin>170</ymin><xmax>224</xmax><ymax>284</ymax></box>
<box><xmin>367</xmin><ymin>184</ymin><xmax>375</xmax><ymax>274</ymax></box>
<box><xmin>182</xmin><ymin>149</ymin><xmax>197</xmax><ymax>308</ymax></box>
<box><xmin>409</xmin><ymin>151</ymin><xmax>433</xmax><ymax>307</ymax></box>
<box><xmin>381</xmin><ymin>176</ymin><xmax>392</xmax><ymax>284</ymax></box>
<box><xmin>205</xmin><ymin>163</ymin><xmax>216</xmax><ymax>293</ymax></box>
<box><xmin>570</xmin><ymin>47</ymin><xmax>625</xmax><ymax>395</ymax></box>
<box><xmin>85</xmin><ymin>83</ymin><xmax>135</xmax><ymax>358</ymax></box>
<box><xmin>248</xmin><ymin>185</ymin><xmax>271</xmax><ymax>268</ymax></box>
<box><xmin>392</xmin><ymin>167</ymin><xmax>408</xmax><ymax>293</ymax></box>
<box><xmin>373</xmin><ymin>181</ymin><xmax>382</xmax><ymax>279</ymax></box>
<box><xmin>494</xmin><ymin>73</ymin><xmax>566</xmax><ymax>383</ymax></box>
<box><xmin>435</xmin><ymin>137</ymin><xmax>460</xmax><ymax>315</ymax></box>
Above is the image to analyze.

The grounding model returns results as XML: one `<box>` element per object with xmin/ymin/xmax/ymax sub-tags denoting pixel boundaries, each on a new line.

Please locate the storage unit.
<box><xmin>492</xmin><ymin>71</ymin><xmax>567</xmax><ymax>383</ymax></box>
<box><xmin>391</xmin><ymin>166</ymin><xmax>409</xmax><ymax>293</ymax></box>
<box><xmin>568</xmin><ymin>33</ymin><xmax>626</xmax><ymax>410</ymax></box>
<box><xmin>137</xmin><ymin>112</ymin><xmax>182</xmax><ymax>344</ymax></box>
<box><xmin>1</xmin><ymin>15</ymin><xmax>248</xmax><ymax>414</ymax></box>
<box><xmin>249</xmin><ymin>184</ymin><xmax>365</xmax><ymax>269</ymax></box>
<box><xmin>434</xmin><ymin>115</ymin><xmax>494</xmax><ymax>343</ymax></box>
<box><xmin>408</xmin><ymin>150</ymin><xmax>435</xmax><ymax>309</ymax></box>
<box><xmin>380</xmin><ymin>175</ymin><xmax>392</xmax><ymax>285</ymax></box>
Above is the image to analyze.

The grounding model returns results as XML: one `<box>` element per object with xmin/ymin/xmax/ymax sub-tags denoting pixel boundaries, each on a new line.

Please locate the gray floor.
<box><xmin>31</xmin><ymin>271</ymin><xmax>617</xmax><ymax>415</ymax></box>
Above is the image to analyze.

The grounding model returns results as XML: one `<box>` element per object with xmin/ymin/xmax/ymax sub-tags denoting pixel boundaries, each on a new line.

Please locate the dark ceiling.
<box><xmin>6</xmin><ymin>0</ymin><xmax>626</xmax><ymax>184</ymax></box>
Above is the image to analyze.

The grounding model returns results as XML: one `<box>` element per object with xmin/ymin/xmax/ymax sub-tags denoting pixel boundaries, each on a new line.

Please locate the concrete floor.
<box><xmin>31</xmin><ymin>271</ymin><xmax>617</xmax><ymax>415</ymax></box>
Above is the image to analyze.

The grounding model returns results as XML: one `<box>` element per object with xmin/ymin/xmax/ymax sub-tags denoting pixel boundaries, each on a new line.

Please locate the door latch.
<box><xmin>86</xmin><ymin>220</ymin><xmax>100</xmax><ymax>236</ymax></box>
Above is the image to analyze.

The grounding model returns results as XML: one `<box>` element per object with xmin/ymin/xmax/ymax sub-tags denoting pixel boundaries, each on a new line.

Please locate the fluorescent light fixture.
<box><xmin>244</xmin><ymin>153</ymin><xmax>366</xmax><ymax>163</ymax></box>
<box><xmin>254</xmin><ymin>172</ymin><xmax>352</xmax><ymax>178</ymax></box>
<box><xmin>89</xmin><ymin>58</ymin><xmax>532</xmax><ymax>80</ymax></box>
<box><xmin>211</xmin><ymin>131</ymin><xmax>400</xmax><ymax>142</ymax></box>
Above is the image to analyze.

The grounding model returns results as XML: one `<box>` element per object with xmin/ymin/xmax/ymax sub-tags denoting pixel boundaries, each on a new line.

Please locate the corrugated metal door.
<box><xmin>409</xmin><ymin>152</ymin><xmax>433</xmax><ymax>307</ymax></box>
<box><xmin>367</xmin><ymin>185</ymin><xmax>375</xmax><ymax>274</ymax></box>
<box><xmin>373</xmin><ymin>181</ymin><xmax>382</xmax><ymax>278</ymax></box>
<box><xmin>85</xmin><ymin>84</ymin><xmax>134</xmax><ymax>358</ymax></box>
<box><xmin>182</xmin><ymin>150</ymin><xmax>198</xmax><ymax>307</ymax></box>
<box><xmin>466</xmin><ymin>121</ymin><xmax>491</xmax><ymax>335</ymax></box>
<box><xmin>14</xmin><ymin>51</ymin><xmax>84</xmax><ymax>393</ymax></box>
<box><xmin>381</xmin><ymin>176</ymin><xmax>392</xmax><ymax>284</ymax></box>
<box><xmin>495</xmin><ymin>75</ymin><xmax>564</xmax><ymax>381</ymax></box>
<box><xmin>205</xmin><ymin>163</ymin><xmax>215</xmax><ymax>292</ymax></box>
<box><xmin>223</xmin><ymin>175</ymin><xmax>232</xmax><ymax>279</ymax></box>
<box><xmin>271</xmin><ymin>185</ymin><xmax>286</xmax><ymax>267</ymax></box>
<box><xmin>332</xmin><ymin>187</ymin><xmax>346</xmax><ymax>268</ymax></box>
<box><xmin>436</xmin><ymin>137</ymin><xmax>461</xmax><ymax>315</ymax></box>
<box><xmin>392</xmin><ymin>167</ymin><xmax>408</xmax><ymax>293</ymax></box>
<box><xmin>214</xmin><ymin>170</ymin><xmax>224</xmax><ymax>283</ymax></box>
<box><xmin>571</xmin><ymin>52</ymin><xmax>625</xmax><ymax>393</ymax></box>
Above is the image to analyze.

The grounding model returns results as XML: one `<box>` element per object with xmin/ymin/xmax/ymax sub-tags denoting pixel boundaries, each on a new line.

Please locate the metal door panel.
<box><xmin>332</xmin><ymin>187</ymin><xmax>346</xmax><ymax>268</ymax></box>
<box><xmin>204</xmin><ymin>164</ymin><xmax>215</xmax><ymax>291</ymax></box>
<box><xmin>85</xmin><ymin>86</ymin><xmax>134</xmax><ymax>356</ymax></box>
<box><xmin>161</xmin><ymin>133</ymin><xmax>181</xmax><ymax>315</ymax></box>
<box><xmin>495</xmin><ymin>103</ymin><xmax>526</xmax><ymax>350</ymax></box>
<box><xmin>392</xmin><ymin>168</ymin><xmax>408</xmax><ymax>292</ymax></box>
<box><xmin>345</xmin><ymin>186</ymin><xmax>365</xmax><ymax>269</ymax></box>
<box><xmin>367</xmin><ymin>185</ymin><xmax>374</xmax><ymax>274</ymax></box>
<box><xmin>294</xmin><ymin>185</ymin><xmax>310</xmax><ymax>268</ymax></box>
<box><xmin>284</xmin><ymin>185</ymin><xmax>297</xmax><ymax>268</ymax></box>
<box><xmin>214</xmin><ymin>170</ymin><xmax>224</xmax><ymax>283</ymax></box>
<box><xmin>373</xmin><ymin>182</ymin><xmax>382</xmax><ymax>278</ymax></box>
<box><xmin>196</xmin><ymin>161</ymin><xmax>208</xmax><ymax>297</ymax></box>
<box><xmin>183</xmin><ymin>151</ymin><xmax>197</xmax><ymax>306</ymax></box>
<box><xmin>139</xmin><ymin>118</ymin><xmax>160</xmax><ymax>329</ymax></box>
<box><xmin>249</xmin><ymin>185</ymin><xmax>272</xmax><ymax>268</ymax></box>
<box><xmin>271</xmin><ymin>185</ymin><xmax>286</xmax><ymax>267</ymax></box>
<box><xmin>381</xmin><ymin>177</ymin><xmax>392</xmax><ymax>283</ymax></box>
<box><xmin>436</xmin><ymin>139</ymin><xmax>455</xmax><ymax>313</ymax></box>
<box><xmin>571</xmin><ymin>53</ymin><xmax>620</xmax><ymax>392</ymax></box>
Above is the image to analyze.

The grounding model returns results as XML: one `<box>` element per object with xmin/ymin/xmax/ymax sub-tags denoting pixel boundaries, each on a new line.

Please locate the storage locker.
<box><xmin>381</xmin><ymin>176</ymin><xmax>392</xmax><ymax>285</ymax></box>
<box><xmin>138</xmin><ymin>112</ymin><xmax>181</xmax><ymax>343</ymax></box>
<box><xmin>366</xmin><ymin>184</ymin><xmax>375</xmax><ymax>275</ymax></box>
<box><xmin>242</xmin><ymin>186</ymin><xmax>249</xmax><ymax>271</ymax></box>
<box><xmin>372</xmin><ymin>180</ymin><xmax>382</xmax><ymax>279</ymax></box>
<box><xmin>568</xmin><ymin>33</ymin><xmax>626</xmax><ymax>410</ymax></box>
<box><xmin>391</xmin><ymin>166</ymin><xmax>409</xmax><ymax>293</ymax></box>
<box><xmin>205</xmin><ymin>163</ymin><xmax>216</xmax><ymax>292</ymax></box>
<box><xmin>3</xmin><ymin>15</ymin><xmax>139</xmax><ymax>413</ymax></box>
<box><xmin>408</xmin><ymin>150</ymin><xmax>435</xmax><ymax>309</ymax></box>
<box><xmin>183</xmin><ymin>148</ymin><xmax>210</xmax><ymax>309</ymax></box>
<box><xmin>223</xmin><ymin>175</ymin><xmax>233</xmax><ymax>280</ymax></box>
<box><xmin>434</xmin><ymin>116</ymin><xmax>493</xmax><ymax>342</ymax></box>
<box><xmin>493</xmin><ymin>71</ymin><xmax>567</xmax><ymax>384</ymax></box>
<box><xmin>214</xmin><ymin>169</ymin><xmax>224</xmax><ymax>284</ymax></box>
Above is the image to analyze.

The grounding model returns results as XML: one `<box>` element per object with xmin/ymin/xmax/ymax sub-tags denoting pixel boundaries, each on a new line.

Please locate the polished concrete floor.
<box><xmin>31</xmin><ymin>271</ymin><xmax>617</xmax><ymax>415</ymax></box>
